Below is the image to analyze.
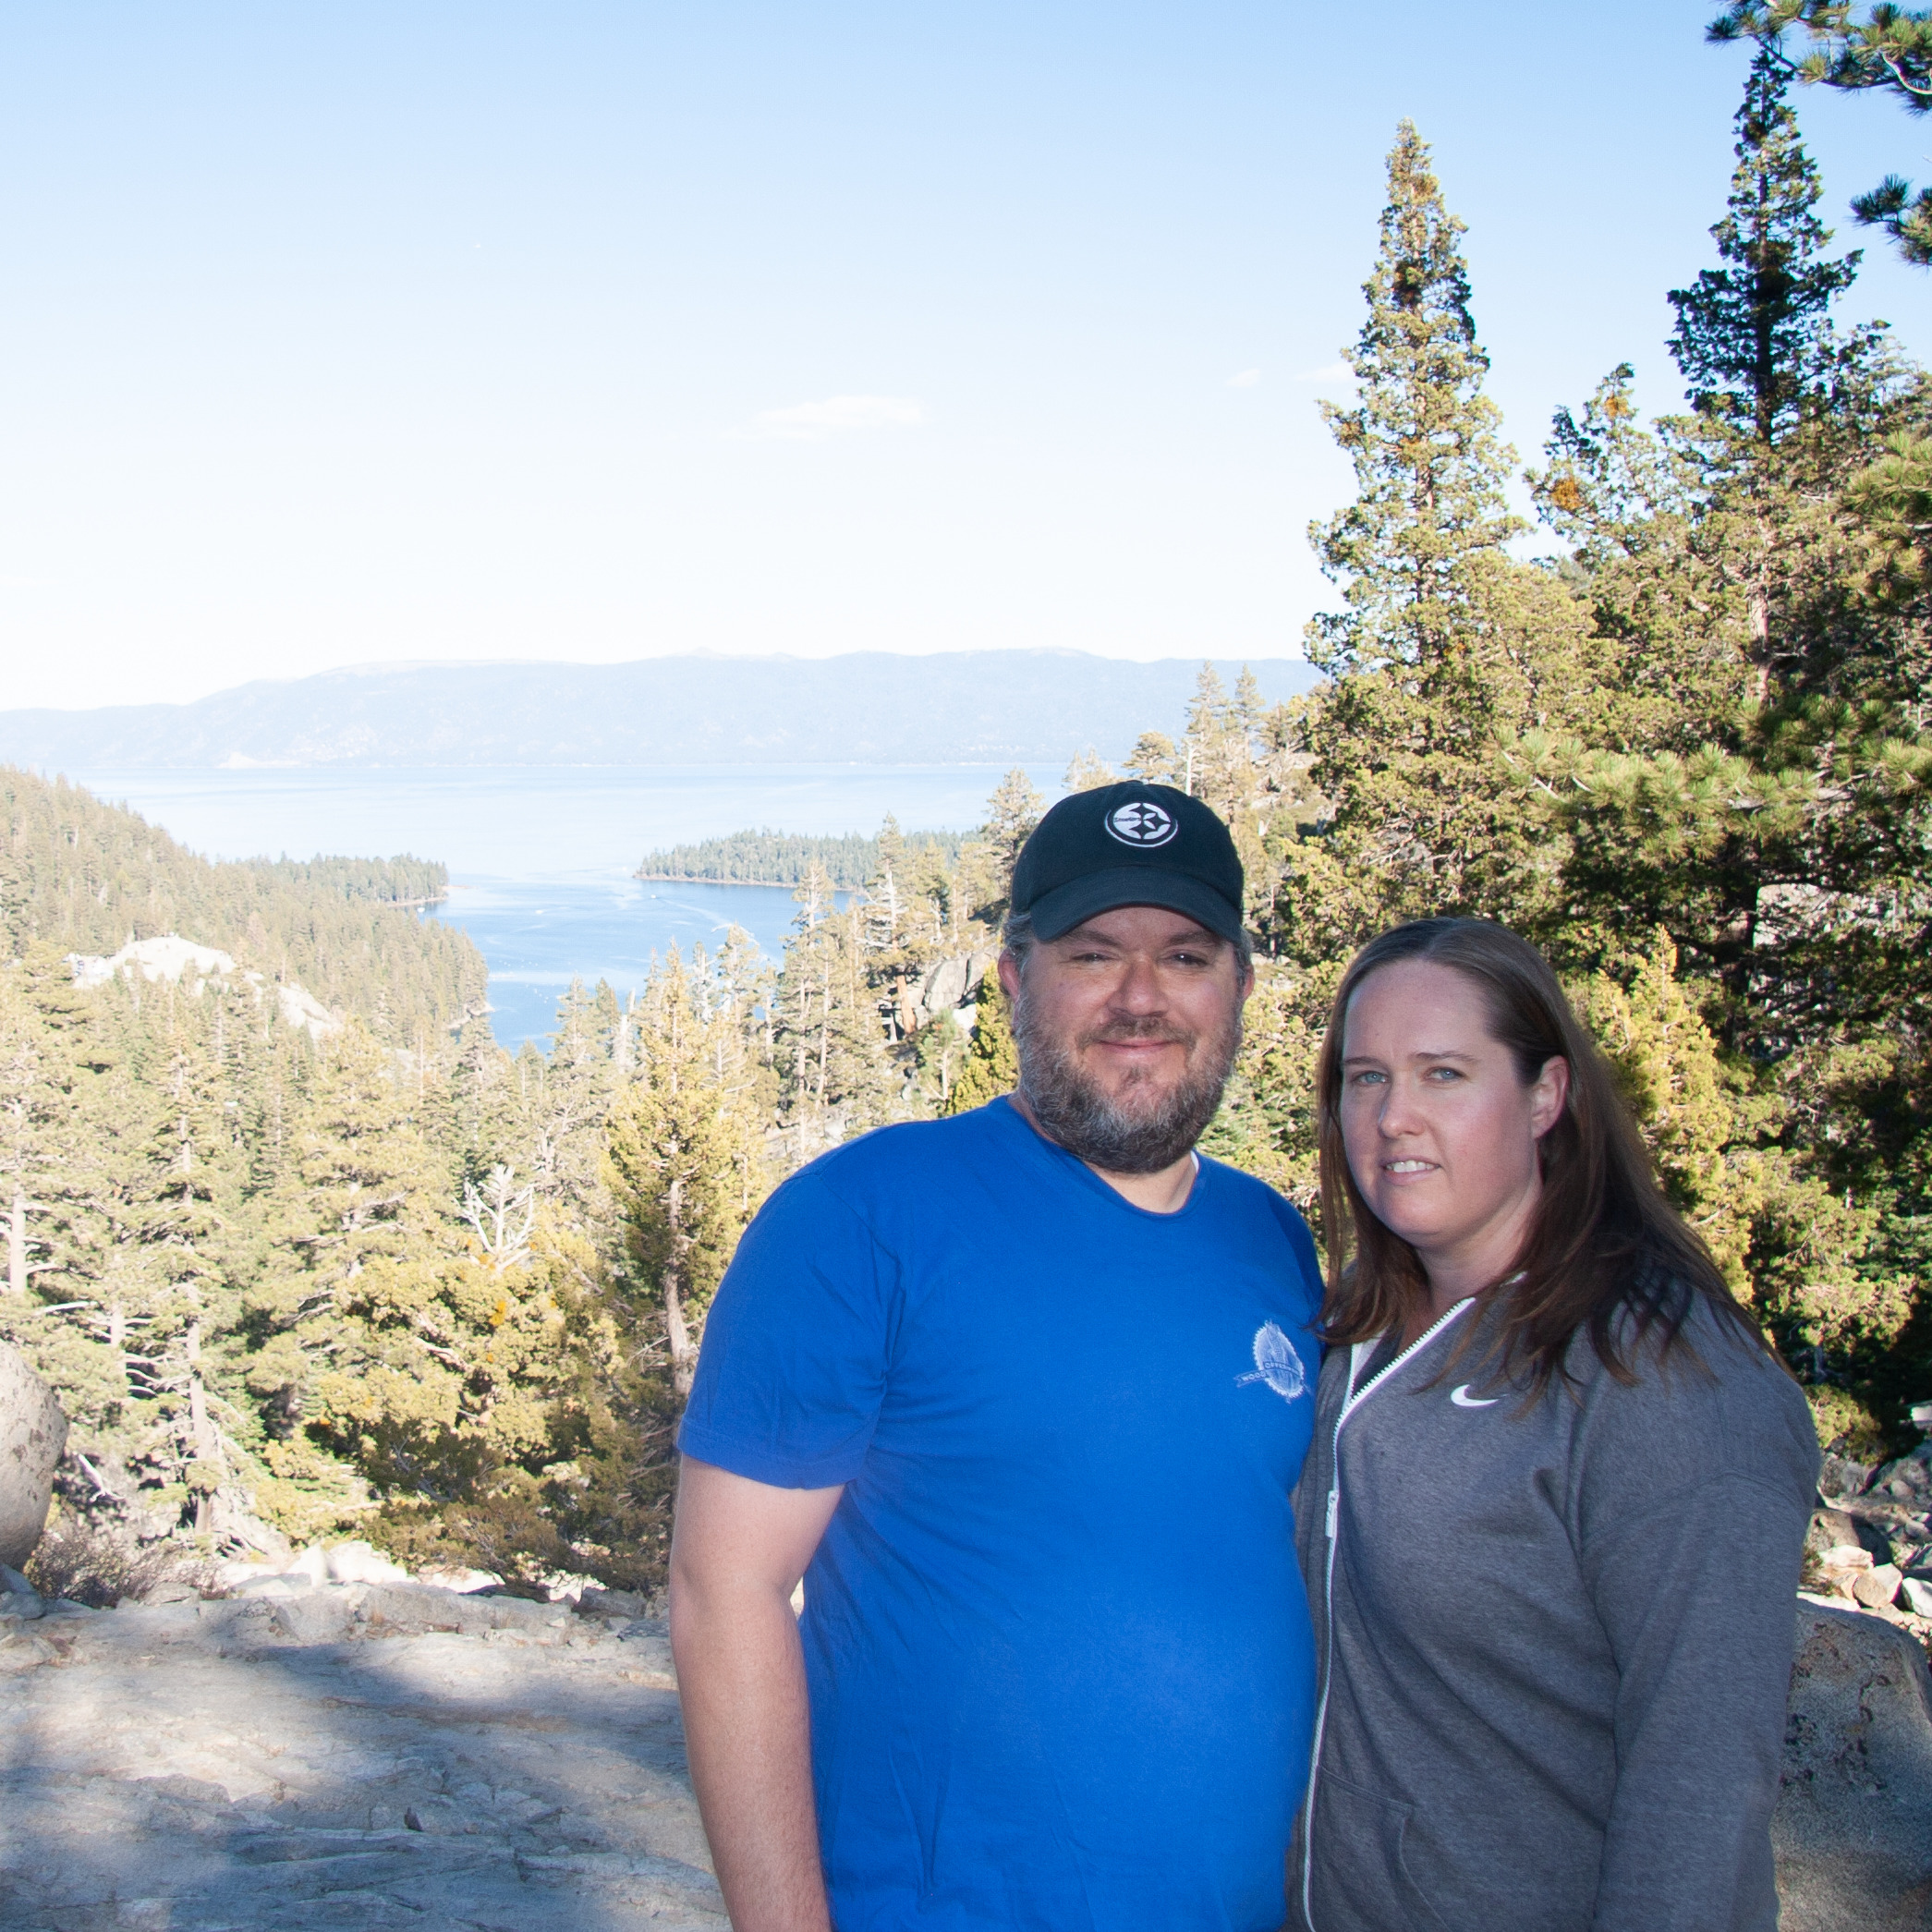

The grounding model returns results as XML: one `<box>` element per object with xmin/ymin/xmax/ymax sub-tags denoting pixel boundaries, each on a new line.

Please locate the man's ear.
<box><xmin>997</xmin><ymin>951</ymin><xmax>1022</xmax><ymax>1001</ymax></box>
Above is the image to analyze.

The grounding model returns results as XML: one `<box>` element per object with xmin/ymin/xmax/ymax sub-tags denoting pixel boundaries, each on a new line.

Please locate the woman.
<box><xmin>1290</xmin><ymin>918</ymin><xmax>1817</xmax><ymax>1932</ymax></box>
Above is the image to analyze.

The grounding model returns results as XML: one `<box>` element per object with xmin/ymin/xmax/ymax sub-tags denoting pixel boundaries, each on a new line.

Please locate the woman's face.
<box><xmin>1339</xmin><ymin>959</ymin><xmax>1568</xmax><ymax>1294</ymax></box>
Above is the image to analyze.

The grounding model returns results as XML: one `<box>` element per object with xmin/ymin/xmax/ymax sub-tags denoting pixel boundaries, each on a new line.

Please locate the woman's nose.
<box><xmin>1378</xmin><ymin>1079</ymin><xmax>1424</xmax><ymax>1135</ymax></box>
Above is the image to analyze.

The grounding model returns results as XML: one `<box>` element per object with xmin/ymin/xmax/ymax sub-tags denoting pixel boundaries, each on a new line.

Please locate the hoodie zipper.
<box><xmin>1297</xmin><ymin>1297</ymin><xmax>1475</xmax><ymax>1932</ymax></box>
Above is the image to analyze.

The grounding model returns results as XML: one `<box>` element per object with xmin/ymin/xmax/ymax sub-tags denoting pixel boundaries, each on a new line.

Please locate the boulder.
<box><xmin>323</xmin><ymin>1539</ymin><xmax>408</xmax><ymax>1586</ymax></box>
<box><xmin>416</xmin><ymin>1564</ymin><xmax>502</xmax><ymax>1595</ymax></box>
<box><xmin>0</xmin><ymin>1561</ymin><xmax>45</xmax><ymax>1620</ymax></box>
<box><xmin>908</xmin><ymin>950</ymin><xmax>999</xmax><ymax>1028</ymax></box>
<box><xmin>1806</xmin><ymin>1507</ymin><xmax>1863</xmax><ymax>1560</ymax></box>
<box><xmin>0</xmin><ymin>1342</ymin><xmax>67</xmax><ymax>1569</ymax></box>
<box><xmin>1851</xmin><ymin>1564</ymin><xmax>1903</xmax><ymax>1610</ymax></box>
<box><xmin>286</xmin><ymin>1545</ymin><xmax>330</xmax><ymax>1587</ymax></box>
<box><xmin>1867</xmin><ymin>1444</ymin><xmax>1932</xmax><ymax>1509</ymax></box>
<box><xmin>1817</xmin><ymin>1452</ymin><xmax>1876</xmax><ymax>1503</ymax></box>
<box><xmin>1775</xmin><ymin>1598</ymin><xmax>1932</xmax><ymax>1931</ymax></box>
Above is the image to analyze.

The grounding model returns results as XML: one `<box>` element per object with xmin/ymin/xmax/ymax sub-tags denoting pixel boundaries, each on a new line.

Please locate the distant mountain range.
<box><xmin>0</xmin><ymin>652</ymin><xmax>1319</xmax><ymax>772</ymax></box>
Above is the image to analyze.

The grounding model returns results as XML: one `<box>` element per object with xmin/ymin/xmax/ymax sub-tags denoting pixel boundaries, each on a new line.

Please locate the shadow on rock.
<box><xmin>0</xmin><ymin>1582</ymin><xmax>723</xmax><ymax>1931</ymax></box>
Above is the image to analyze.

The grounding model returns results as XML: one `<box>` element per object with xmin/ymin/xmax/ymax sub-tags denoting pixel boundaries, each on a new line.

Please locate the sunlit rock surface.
<box><xmin>0</xmin><ymin>1588</ymin><xmax>721</xmax><ymax>1930</ymax></box>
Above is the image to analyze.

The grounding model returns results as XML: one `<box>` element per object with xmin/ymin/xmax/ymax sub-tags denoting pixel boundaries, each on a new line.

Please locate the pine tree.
<box><xmin>942</xmin><ymin>974</ymin><xmax>1018</xmax><ymax>1116</ymax></box>
<box><xmin>0</xmin><ymin>954</ymin><xmax>76</xmax><ymax>1300</ymax></box>
<box><xmin>603</xmin><ymin>950</ymin><xmax>768</xmax><ymax>1396</ymax></box>
<box><xmin>1506</xmin><ymin>81</ymin><xmax>1932</xmax><ymax>1441</ymax></box>
<box><xmin>1843</xmin><ymin>429</ymin><xmax>1932</xmax><ymax>601</ymax></box>
<box><xmin>522</xmin><ymin>979</ymin><xmax>622</xmax><ymax>1213</ymax></box>
<box><xmin>1709</xmin><ymin>4</ymin><xmax>1932</xmax><ymax>263</ymax></box>
<box><xmin>1304</xmin><ymin>122</ymin><xmax>1523</xmax><ymax>681</ymax></box>
<box><xmin>1063</xmin><ymin>748</ymin><xmax>1117</xmax><ymax>791</ymax></box>
<box><xmin>1571</xmin><ymin>931</ymin><xmax>1767</xmax><ymax>1294</ymax></box>
<box><xmin>973</xmin><ymin>769</ymin><xmax>1047</xmax><ymax>918</ymax></box>
<box><xmin>245</xmin><ymin>1021</ymin><xmax>453</xmax><ymax>1474</ymax></box>
<box><xmin>1669</xmin><ymin>47</ymin><xmax>1863</xmax><ymax>444</ymax></box>
<box><xmin>1286</xmin><ymin>123</ymin><xmax>1608</xmax><ymax>951</ymax></box>
<box><xmin>1529</xmin><ymin>364</ymin><xmax>1758</xmax><ymax>751</ymax></box>
<box><xmin>772</xmin><ymin>887</ymin><xmax>907</xmax><ymax>1155</ymax></box>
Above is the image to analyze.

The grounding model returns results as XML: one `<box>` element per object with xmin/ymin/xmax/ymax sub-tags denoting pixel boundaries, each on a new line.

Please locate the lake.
<box><xmin>71</xmin><ymin>764</ymin><xmax>1065</xmax><ymax>1047</ymax></box>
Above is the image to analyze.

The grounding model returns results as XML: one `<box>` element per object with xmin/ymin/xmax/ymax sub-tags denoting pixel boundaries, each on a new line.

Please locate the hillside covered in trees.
<box><xmin>0</xmin><ymin>759</ymin><xmax>1045</xmax><ymax>1591</ymax></box>
<box><xmin>2</xmin><ymin>771</ymin><xmax>481</xmax><ymax>1031</ymax></box>
<box><xmin>6</xmin><ymin>41</ymin><xmax>1930</xmax><ymax>1598</ymax></box>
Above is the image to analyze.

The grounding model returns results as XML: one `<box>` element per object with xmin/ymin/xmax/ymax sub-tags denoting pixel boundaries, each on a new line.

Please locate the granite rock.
<box><xmin>0</xmin><ymin>1341</ymin><xmax>66</xmax><ymax>1569</ymax></box>
<box><xmin>1775</xmin><ymin>1598</ymin><xmax>1932</xmax><ymax>1932</ymax></box>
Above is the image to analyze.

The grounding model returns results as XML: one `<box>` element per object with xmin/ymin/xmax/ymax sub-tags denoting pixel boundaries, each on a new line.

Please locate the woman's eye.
<box><xmin>1350</xmin><ymin>1070</ymin><xmax>1386</xmax><ymax>1088</ymax></box>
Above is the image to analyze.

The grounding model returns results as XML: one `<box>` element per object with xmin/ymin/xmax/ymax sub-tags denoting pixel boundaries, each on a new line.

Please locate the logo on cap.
<box><xmin>1106</xmin><ymin>799</ymin><xmax>1178</xmax><ymax>847</ymax></box>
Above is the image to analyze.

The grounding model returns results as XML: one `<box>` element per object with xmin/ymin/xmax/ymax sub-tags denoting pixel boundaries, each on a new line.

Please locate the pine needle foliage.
<box><xmin>1668</xmin><ymin>46</ymin><xmax>1863</xmax><ymax>443</ymax></box>
<box><xmin>1710</xmin><ymin>4</ymin><xmax>1932</xmax><ymax>263</ymax></box>
<box><xmin>942</xmin><ymin>975</ymin><xmax>1018</xmax><ymax>1117</ymax></box>
<box><xmin>1304</xmin><ymin>121</ymin><xmax>1522</xmax><ymax>680</ymax></box>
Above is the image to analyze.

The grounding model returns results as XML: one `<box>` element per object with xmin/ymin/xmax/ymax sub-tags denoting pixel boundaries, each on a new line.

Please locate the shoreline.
<box><xmin>633</xmin><ymin>872</ymin><xmax>825</xmax><ymax>889</ymax></box>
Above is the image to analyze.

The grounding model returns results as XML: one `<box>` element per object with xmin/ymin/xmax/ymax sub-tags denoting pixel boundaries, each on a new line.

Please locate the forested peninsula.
<box><xmin>636</xmin><ymin>824</ymin><xmax>966</xmax><ymax>889</ymax></box>
<box><xmin>6</xmin><ymin>55</ymin><xmax>1932</xmax><ymax>1606</ymax></box>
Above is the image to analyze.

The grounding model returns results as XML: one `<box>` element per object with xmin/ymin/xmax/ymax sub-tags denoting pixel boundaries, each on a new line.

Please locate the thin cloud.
<box><xmin>1226</xmin><ymin>369</ymin><xmax>1262</xmax><ymax>388</ymax></box>
<box><xmin>1294</xmin><ymin>361</ymin><xmax>1353</xmax><ymax>383</ymax></box>
<box><xmin>740</xmin><ymin>395</ymin><xmax>928</xmax><ymax>442</ymax></box>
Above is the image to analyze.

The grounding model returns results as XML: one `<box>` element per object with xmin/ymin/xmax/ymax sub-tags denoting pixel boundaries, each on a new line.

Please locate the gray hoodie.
<box><xmin>1289</xmin><ymin>1290</ymin><xmax>1817</xmax><ymax>1932</ymax></box>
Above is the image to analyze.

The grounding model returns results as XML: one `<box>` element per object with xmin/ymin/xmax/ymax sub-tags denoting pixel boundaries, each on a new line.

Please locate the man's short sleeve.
<box><xmin>677</xmin><ymin>1170</ymin><xmax>897</xmax><ymax>1489</ymax></box>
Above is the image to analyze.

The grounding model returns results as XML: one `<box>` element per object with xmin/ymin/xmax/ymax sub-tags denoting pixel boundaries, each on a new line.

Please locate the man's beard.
<box><xmin>1012</xmin><ymin>992</ymin><xmax>1242</xmax><ymax>1176</ymax></box>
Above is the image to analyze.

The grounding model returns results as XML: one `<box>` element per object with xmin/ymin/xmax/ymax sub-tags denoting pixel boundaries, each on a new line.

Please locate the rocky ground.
<box><xmin>0</xmin><ymin>1577</ymin><xmax>723</xmax><ymax>1931</ymax></box>
<box><xmin>1779</xmin><ymin>1596</ymin><xmax>1932</xmax><ymax>1932</ymax></box>
<box><xmin>1806</xmin><ymin>1440</ymin><xmax>1932</xmax><ymax>1636</ymax></box>
<box><xmin>3</xmin><ymin>1490</ymin><xmax>1931</xmax><ymax>1932</ymax></box>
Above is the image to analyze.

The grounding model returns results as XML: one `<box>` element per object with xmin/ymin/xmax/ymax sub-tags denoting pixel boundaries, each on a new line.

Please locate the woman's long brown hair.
<box><xmin>1316</xmin><ymin>917</ymin><xmax>1768</xmax><ymax>1391</ymax></box>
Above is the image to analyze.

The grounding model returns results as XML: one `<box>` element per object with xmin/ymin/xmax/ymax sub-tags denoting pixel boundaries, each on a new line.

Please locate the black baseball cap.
<box><xmin>1009</xmin><ymin>782</ymin><xmax>1245</xmax><ymax>944</ymax></box>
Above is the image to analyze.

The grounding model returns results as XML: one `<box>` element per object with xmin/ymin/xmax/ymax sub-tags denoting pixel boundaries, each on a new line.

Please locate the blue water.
<box><xmin>70</xmin><ymin>764</ymin><xmax>1063</xmax><ymax>1048</ymax></box>
<box><xmin>429</xmin><ymin>876</ymin><xmax>819</xmax><ymax>1048</ymax></box>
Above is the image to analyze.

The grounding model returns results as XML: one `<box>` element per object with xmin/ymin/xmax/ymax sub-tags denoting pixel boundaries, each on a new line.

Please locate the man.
<box><xmin>672</xmin><ymin>782</ymin><xmax>1323</xmax><ymax>1932</ymax></box>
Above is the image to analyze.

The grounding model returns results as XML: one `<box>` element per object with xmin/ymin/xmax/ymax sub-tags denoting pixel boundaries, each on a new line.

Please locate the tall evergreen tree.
<box><xmin>1709</xmin><ymin>4</ymin><xmax>1932</xmax><ymax>263</ymax></box>
<box><xmin>1668</xmin><ymin>45</ymin><xmax>1862</xmax><ymax>444</ymax></box>
<box><xmin>1507</xmin><ymin>56</ymin><xmax>1932</xmax><ymax>1444</ymax></box>
<box><xmin>972</xmin><ymin>769</ymin><xmax>1047</xmax><ymax>919</ymax></box>
<box><xmin>1286</xmin><ymin>122</ymin><xmax>1606</xmax><ymax>952</ymax></box>
<box><xmin>603</xmin><ymin>950</ymin><xmax>767</xmax><ymax>1397</ymax></box>
<box><xmin>941</xmin><ymin>975</ymin><xmax>1018</xmax><ymax>1117</ymax></box>
<box><xmin>1304</xmin><ymin>122</ymin><xmax>1523</xmax><ymax>679</ymax></box>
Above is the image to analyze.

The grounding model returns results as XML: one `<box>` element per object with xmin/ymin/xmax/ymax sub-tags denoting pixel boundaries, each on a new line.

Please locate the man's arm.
<box><xmin>670</xmin><ymin>1455</ymin><xmax>845</xmax><ymax>1932</ymax></box>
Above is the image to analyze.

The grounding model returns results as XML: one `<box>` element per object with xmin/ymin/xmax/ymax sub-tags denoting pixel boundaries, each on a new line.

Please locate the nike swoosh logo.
<box><xmin>1450</xmin><ymin>1385</ymin><xmax>1500</xmax><ymax>1408</ymax></box>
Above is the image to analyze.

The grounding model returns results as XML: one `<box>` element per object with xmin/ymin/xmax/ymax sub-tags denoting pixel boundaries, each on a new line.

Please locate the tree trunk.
<box><xmin>664</xmin><ymin>1174</ymin><xmax>697</xmax><ymax>1397</ymax></box>
<box><xmin>186</xmin><ymin>1319</ymin><xmax>218</xmax><ymax>1537</ymax></box>
<box><xmin>666</xmin><ymin>1281</ymin><xmax>694</xmax><ymax>1398</ymax></box>
<box><xmin>1747</xmin><ymin>587</ymin><xmax>1770</xmax><ymax>706</ymax></box>
<box><xmin>6</xmin><ymin>1191</ymin><xmax>24</xmax><ymax>1295</ymax></box>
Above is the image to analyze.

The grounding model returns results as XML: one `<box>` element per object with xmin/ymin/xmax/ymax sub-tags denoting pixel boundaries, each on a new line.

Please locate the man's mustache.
<box><xmin>1080</xmin><ymin>1018</ymin><xmax>1197</xmax><ymax>1050</ymax></box>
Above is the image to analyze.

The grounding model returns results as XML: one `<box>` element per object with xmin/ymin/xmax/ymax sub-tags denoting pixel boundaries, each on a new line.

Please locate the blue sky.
<box><xmin>1</xmin><ymin>3</ymin><xmax>1924</xmax><ymax>710</ymax></box>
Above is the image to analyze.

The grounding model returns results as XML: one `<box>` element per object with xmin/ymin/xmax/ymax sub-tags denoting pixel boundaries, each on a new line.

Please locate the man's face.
<box><xmin>999</xmin><ymin>904</ymin><xmax>1252</xmax><ymax>1175</ymax></box>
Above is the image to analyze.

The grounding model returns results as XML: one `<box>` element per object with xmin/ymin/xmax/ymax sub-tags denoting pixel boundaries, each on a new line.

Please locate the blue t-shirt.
<box><xmin>680</xmin><ymin>1097</ymin><xmax>1323</xmax><ymax>1932</ymax></box>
